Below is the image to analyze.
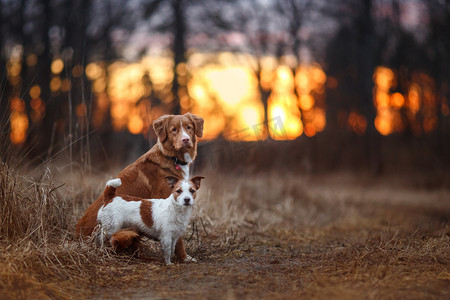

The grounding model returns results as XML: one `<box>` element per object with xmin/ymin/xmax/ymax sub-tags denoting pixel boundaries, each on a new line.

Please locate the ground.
<box><xmin>1</xmin><ymin>170</ymin><xmax>449</xmax><ymax>299</ymax></box>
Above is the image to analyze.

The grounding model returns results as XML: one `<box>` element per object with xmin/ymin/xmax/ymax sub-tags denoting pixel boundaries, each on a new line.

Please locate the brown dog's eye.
<box><xmin>172</xmin><ymin>127</ymin><xmax>177</xmax><ymax>132</ymax></box>
<box><xmin>189</xmin><ymin>189</ymin><xmax>195</xmax><ymax>193</ymax></box>
<box><xmin>176</xmin><ymin>189</ymin><xmax>182</xmax><ymax>193</ymax></box>
<box><xmin>186</xmin><ymin>125</ymin><xmax>191</xmax><ymax>130</ymax></box>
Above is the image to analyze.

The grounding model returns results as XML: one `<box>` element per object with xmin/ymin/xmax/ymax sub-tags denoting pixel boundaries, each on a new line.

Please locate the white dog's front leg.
<box><xmin>160</xmin><ymin>236</ymin><xmax>173</xmax><ymax>265</ymax></box>
<box><xmin>171</xmin><ymin>236</ymin><xmax>178</xmax><ymax>256</ymax></box>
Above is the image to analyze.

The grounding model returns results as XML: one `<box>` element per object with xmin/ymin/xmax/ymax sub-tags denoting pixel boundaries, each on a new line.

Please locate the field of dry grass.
<box><xmin>1</xmin><ymin>154</ymin><xmax>449</xmax><ymax>299</ymax></box>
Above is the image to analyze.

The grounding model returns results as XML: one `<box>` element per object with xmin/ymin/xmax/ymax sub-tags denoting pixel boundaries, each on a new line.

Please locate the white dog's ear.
<box><xmin>153</xmin><ymin>115</ymin><xmax>172</xmax><ymax>142</ymax></box>
<box><xmin>166</xmin><ymin>176</ymin><xmax>179</xmax><ymax>189</ymax></box>
<box><xmin>185</xmin><ymin>113</ymin><xmax>204</xmax><ymax>138</ymax></box>
<box><xmin>190</xmin><ymin>176</ymin><xmax>204</xmax><ymax>190</ymax></box>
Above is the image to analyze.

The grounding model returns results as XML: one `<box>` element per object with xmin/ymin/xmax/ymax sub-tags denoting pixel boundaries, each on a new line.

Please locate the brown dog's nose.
<box><xmin>182</xmin><ymin>137</ymin><xmax>190</xmax><ymax>144</ymax></box>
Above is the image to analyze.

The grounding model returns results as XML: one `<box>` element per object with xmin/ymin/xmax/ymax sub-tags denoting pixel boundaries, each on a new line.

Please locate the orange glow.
<box><xmin>294</xmin><ymin>64</ymin><xmax>327</xmax><ymax>136</ymax></box>
<box><xmin>374</xmin><ymin>67</ymin><xmax>394</xmax><ymax>92</ymax></box>
<box><xmin>273</xmin><ymin>66</ymin><xmax>294</xmax><ymax>93</ymax></box>
<box><xmin>375</xmin><ymin>108</ymin><xmax>394</xmax><ymax>135</ymax></box>
<box><xmin>141</xmin><ymin>56</ymin><xmax>173</xmax><ymax>92</ymax></box>
<box><xmin>188</xmin><ymin>62</ymin><xmax>264</xmax><ymax>140</ymax></box>
<box><xmin>312</xmin><ymin>108</ymin><xmax>327</xmax><ymax>132</ymax></box>
<box><xmin>8</xmin><ymin>63</ymin><xmax>21</xmax><ymax>77</ymax></box>
<box><xmin>29</xmin><ymin>85</ymin><xmax>41</xmax><ymax>99</ymax></box>
<box><xmin>241</xmin><ymin>106</ymin><xmax>259</xmax><ymax>127</ymax></box>
<box><xmin>260</xmin><ymin>69</ymin><xmax>273</xmax><ymax>91</ymax></box>
<box><xmin>203</xmin><ymin>66</ymin><xmax>256</xmax><ymax>107</ymax></box>
<box><xmin>30</xmin><ymin>97</ymin><xmax>45</xmax><ymax>122</ymax></box>
<box><xmin>226</xmin><ymin>105</ymin><xmax>266</xmax><ymax>141</ymax></box>
<box><xmin>108</xmin><ymin>62</ymin><xmax>146</xmax><ymax>102</ymax></box>
<box><xmin>93</xmin><ymin>78</ymin><xmax>107</xmax><ymax>93</ymax></box>
<box><xmin>107</xmin><ymin>62</ymin><xmax>147</xmax><ymax>131</ymax></box>
<box><xmin>408</xmin><ymin>83</ymin><xmax>421</xmax><ymax>113</ymax></box>
<box><xmin>311</xmin><ymin>67</ymin><xmax>327</xmax><ymax>85</ymax></box>
<box><xmin>50</xmin><ymin>77</ymin><xmax>61</xmax><ymax>91</ymax></box>
<box><xmin>110</xmin><ymin>101</ymin><xmax>130</xmax><ymax>130</ymax></box>
<box><xmin>373</xmin><ymin>67</ymin><xmax>401</xmax><ymax>135</ymax></box>
<box><xmin>128</xmin><ymin>114</ymin><xmax>144</xmax><ymax>135</ymax></box>
<box><xmin>51</xmin><ymin>59</ymin><xmax>64</xmax><ymax>74</ymax></box>
<box><xmin>83</xmin><ymin>53</ymin><xmax>327</xmax><ymax>140</ymax></box>
<box><xmin>201</xmin><ymin>114</ymin><xmax>226</xmax><ymax>140</ymax></box>
<box><xmin>265</xmin><ymin>64</ymin><xmax>306</xmax><ymax>140</ymax></box>
<box><xmin>373</xmin><ymin>66</ymin><xmax>439</xmax><ymax>136</ymax></box>
<box><xmin>30</xmin><ymin>98</ymin><xmax>42</xmax><ymax>110</ymax></box>
<box><xmin>299</xmin><ymin>94</ymin><xmax>314</xmax><ymax>110</ymax></box>
<box><xmin>296</xmin><ymin>65</ymin><xmax>327</xmax><ymax>95</ymax></box>
<box><xmin>188</xmin><ymin>59</ymin><xmax>325</xmax><ymax>139</ymax></box>
<box><xmin>376</xmin><ymin>92</ymin><xmax>390</xmax><ymax>108</ymax></box>
<box><xmin>304</xmin><ymin>123</ymin><xmax>316</xmax><ymax>137</ymax></box>
<box><xmin>391</xmin><ymin>92</ymin><xmax>404</xmax><ymax>108</ymax></box>
<box><xmin>9</xmin><ymin>98</ymin><xmax>28</xmax><ymax>144</ymax></box>
<box><xmin>268</xmin><ymin>94</ymin><xmax>303</xmax><ymax>140</ymax></box>
<box><xmin>259</xmin><ymin>56</ymin><xmax>277</xmax><ymax>91</ymax></box>
<box><xmin>86</xmin><ymin>63</ymin><xmax>104</xmax><ymax>80</ymax></box>
<box><xmin>10</xmin><ymin>97</ymin><xmax>25</xmax><ymax>111</ymax></box>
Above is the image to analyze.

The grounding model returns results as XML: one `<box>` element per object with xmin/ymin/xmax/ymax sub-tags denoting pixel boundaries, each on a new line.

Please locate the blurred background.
<box><xmin>0</xmin><ymin>0</ymin><xmax>449</xmax><ymax>177</ymax></box>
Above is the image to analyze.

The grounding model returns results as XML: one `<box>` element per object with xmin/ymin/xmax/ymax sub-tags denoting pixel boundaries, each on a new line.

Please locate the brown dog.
<box><xmin>76</xmin><ymin>112</ymin><xmax>204</xmax><ymax>262</ymax></box>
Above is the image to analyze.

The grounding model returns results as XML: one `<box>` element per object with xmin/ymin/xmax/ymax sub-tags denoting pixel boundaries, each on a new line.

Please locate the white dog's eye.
<box><xmin>176</xmin><ymin>189</ymin><xmax>182</xmax><ymax>193</ymax></box>
<box><xmin>189</xmin><ymin>189</ymin><xmax>195</xmax><ymax>193</ymax></box>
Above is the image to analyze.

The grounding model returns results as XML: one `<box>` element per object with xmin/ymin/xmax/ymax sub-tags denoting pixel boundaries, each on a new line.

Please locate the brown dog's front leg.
<box><xmin>174</xmin><ymin>236</ymin><xmax>187</xmax><ymax>260</ymax></box>
<box><xmin>175</xmin><ymin>237</ymin><xmax>197</xmax><ymax>263</ymax></box>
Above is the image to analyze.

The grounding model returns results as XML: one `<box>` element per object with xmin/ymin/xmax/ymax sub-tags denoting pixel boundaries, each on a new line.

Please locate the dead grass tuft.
<box><xmin>0</xmin><ymin>160</ymin><xmax>139</xmax><ymax>298</ymax></box>
<box><xmin>0</xmin><ymin>162</ymin><xmax>71</xmax><ymax>242</ymax></box>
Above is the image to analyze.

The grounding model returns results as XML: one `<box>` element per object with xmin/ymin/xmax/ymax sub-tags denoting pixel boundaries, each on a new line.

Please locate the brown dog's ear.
<box><xmin>153</xmin><ymin>115</ymin><xmax>172</xmax><ymax>142</ymax></box>
<box><xmin>190</xmin><ymin>176</ymin><xmax>204</xmax><ymax>190</ymax></box>
<box><xmin>185</xmin><ymin>113</ymin><xmax>204</xmax><ymax>138</ymax></box>
<box><xmin>166</xmin><ymin>176</ymin><xmax>179</xmax><ymax>189</ymax></box>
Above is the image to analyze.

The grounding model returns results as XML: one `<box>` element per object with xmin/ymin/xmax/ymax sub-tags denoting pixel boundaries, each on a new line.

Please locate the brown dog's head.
<box><xmin>153</xmin><ymin>113</ymin><xmax>204</xmax><ymax>159</ymax></box>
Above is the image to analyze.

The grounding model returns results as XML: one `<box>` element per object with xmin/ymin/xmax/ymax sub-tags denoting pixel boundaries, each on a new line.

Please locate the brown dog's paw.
<box><xmin>182</xmin><ymin>254</ymin><xmax>197</xmax><ymax>263</ymax></box>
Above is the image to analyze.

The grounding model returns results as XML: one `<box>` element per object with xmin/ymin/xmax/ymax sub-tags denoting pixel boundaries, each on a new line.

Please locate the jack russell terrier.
<box><xmin>97</xmin><ymin>175</ymin><xmax>204</xmax><ymax>265</ymax></box>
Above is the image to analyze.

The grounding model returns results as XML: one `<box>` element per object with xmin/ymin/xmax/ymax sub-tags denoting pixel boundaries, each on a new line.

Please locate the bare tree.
<box><xmin>142</xmin><ymin>0</ymin><xmax>189</xmax><ymax>115</ymax></box>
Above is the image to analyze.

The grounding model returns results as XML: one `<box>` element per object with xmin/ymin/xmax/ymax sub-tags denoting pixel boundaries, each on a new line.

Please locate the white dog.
<box><xmin>97</xmin><ymin>176</ymin><xmax>204</xmax><ymax>265</ymax></box>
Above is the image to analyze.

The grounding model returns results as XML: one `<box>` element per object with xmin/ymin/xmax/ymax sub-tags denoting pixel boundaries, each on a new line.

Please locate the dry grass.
<box><xmin>0</xmin><ymin>154</ymin><xmax>449</xmax><ymax>299</ymax></box>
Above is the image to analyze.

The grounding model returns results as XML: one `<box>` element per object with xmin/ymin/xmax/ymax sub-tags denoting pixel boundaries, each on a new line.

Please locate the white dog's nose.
<box><xmin>184</xmin><ymin>197</ymin><xmax>191</xmax><ymax>205</ymax></box>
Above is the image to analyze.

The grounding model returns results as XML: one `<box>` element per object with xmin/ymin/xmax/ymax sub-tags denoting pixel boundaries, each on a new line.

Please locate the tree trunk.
<box><xmin>171</xmin><ymin>0</ymin><xmax>185</xmax><ymax>115</ymax></box>
<box><xmin>356</xmin><ymin>0</ymin><xmax>381</xmax><ymax>174</ymax></box>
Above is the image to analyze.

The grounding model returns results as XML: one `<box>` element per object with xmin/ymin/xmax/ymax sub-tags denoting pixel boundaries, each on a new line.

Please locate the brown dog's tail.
<box><xmin>103</xmin><ymin>178</ymin><xmax>121</xmax><ymax>202</ymax></box>
<box><xmin>110</xmin><ymin>229</ymin><xmax>140</xmax><ymax>252</ymax></box>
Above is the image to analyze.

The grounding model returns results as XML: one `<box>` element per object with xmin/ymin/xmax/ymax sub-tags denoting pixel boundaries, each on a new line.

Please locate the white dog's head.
<box><xmin>166</xmin><ymin>176</ymin><xmax>204</xmax><ymax>206</ymax></box>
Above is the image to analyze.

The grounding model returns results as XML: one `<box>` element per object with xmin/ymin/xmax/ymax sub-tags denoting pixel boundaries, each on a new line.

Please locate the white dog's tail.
<box><xmin>103</xmin><ymin>178</ymin><xmax>122</xmax><ymax>201</ymax></box>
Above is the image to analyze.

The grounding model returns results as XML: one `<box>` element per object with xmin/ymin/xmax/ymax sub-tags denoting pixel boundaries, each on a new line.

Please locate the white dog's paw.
<box><xmin>183</xmin><ymin>255</ymin><xmax>197</xmax><ymax>263</ymax></box>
